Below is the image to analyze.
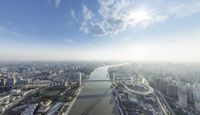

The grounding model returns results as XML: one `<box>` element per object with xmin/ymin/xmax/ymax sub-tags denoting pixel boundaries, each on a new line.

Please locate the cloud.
<box><xmin>73</xmin><ymin>0</ymin><xmax>200</xmax><ymax>36</ymax></box>
<box><xmin>79</xmin><ymin>5</ymin><xmax>101</xmax><ymax>35</ymax></box>
<box><xmin>0</xmin><ymin>25</ymin><xmax>28</xmax><ymax>38</ymax></box>
<box><xmin>82</xmin><ymin>5</ymin><xmax>95</xmax><ymax>20</ymax></box>
<box><xmin>167</xmin><ymin>0</ymin><xmax>200</xmax><ymax>17</ymax></box>
<box><xmin>54</xmin><ymin>0</ymin><xmax>61</xmax><ymax>8</ymax></box>
<box><xmin>78</xmin><ymin>1</ymin><xmax>126</xmax><ymax>36</ymax></box>
<box><xmin>71</xmin><ymin>9</ymin><xmax>79</xmax><ymax>22</ymax></box>
<box><xmin>78</xmin><ymin>0</ymin><xmax>168</xmax><ymax>36</ymax></box>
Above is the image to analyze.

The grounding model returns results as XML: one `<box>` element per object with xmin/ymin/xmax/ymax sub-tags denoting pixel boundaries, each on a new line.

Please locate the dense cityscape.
<box><xmin>0</xmin><ymin>62</ymin><xmax>200</xmax><ymax>115</ymax></box>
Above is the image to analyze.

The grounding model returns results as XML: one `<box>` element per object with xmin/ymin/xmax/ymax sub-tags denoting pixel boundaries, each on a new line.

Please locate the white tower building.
<box><xmin>79</xmin><ymin>73</ymin><xmax>82</xmax><ymax>86</ymax></box>
<box><xmin>130</xmin><ymin>77</ymin><xmax>133</xmax><ymax>84</ymax></box>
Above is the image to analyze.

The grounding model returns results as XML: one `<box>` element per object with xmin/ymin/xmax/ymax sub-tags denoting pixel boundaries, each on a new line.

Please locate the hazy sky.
<box><xmin>0</xmin><ymin>0</ymin><xmax>200</xmax><ymax>62</ymax></box>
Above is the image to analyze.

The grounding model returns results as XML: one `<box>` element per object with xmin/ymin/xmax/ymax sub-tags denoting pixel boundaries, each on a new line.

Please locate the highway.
<box><xmin>68</xmin><ymin>65</ymin><xmax>120</xmax><ymax>115</ymax></box>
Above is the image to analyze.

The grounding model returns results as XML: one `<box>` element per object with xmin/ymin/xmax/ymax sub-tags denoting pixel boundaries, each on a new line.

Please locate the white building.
<box><xmin>11</xmin><ymin>89</ymin><xmax>22</xmax><ymax>96</ymax></box>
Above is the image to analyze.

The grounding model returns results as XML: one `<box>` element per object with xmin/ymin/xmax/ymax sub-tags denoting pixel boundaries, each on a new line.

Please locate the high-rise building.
<box><xmin>79</xmin><ymin>72</ymin><xmax>82</xmax><ymax>86</ymax></box>
<box><xmin>6</xmin><ymin>77</ymin><xmax>16</xmax><ymax>86</ymax></box>
<box><xmin>154</xmin><ymin>78</ymin><xmax>168</xmax><ymax>94</ymax></box>
<box><xmin>186</xmin><ymin>86</ymin><xmax>194</xmax><ymax>103</ymax></box>
<box><xmin>178</xmin><ymin>91</ymin><xmax>187</xmax><ymax>108</ymax></box>
<box><xmin>167</xmin><ymin>83</ymin><xmax>177</xmax><ymax>97</ymax></box>
<box><xmin>193</xmin><ymin>86</ymin><xmax>200</xmax><ymax>111</ymax></box>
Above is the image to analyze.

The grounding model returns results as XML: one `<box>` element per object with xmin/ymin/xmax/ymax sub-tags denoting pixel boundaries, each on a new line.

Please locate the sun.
<box><xmin>126</xmin><ymin>7</ymin><xmax>152</xmax><ymax>27</ymax></box>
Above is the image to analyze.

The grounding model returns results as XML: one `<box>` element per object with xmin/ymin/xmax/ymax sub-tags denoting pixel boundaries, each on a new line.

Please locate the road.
<box><xmin>155</xmin><ymin>90</ymin><xmax>176</xmax><ymax>115</ymax></box>
<box><xmin>68</xmin><ymin>65</ymin><xmax>120</xmax><ymax>115</ymax></box>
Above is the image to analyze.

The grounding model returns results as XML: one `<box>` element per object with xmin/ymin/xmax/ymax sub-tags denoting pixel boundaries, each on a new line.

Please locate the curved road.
<box><xmin>68</xmin><ymin>65</ymin><xmax>120</xmax><ymax>115</ymax></box>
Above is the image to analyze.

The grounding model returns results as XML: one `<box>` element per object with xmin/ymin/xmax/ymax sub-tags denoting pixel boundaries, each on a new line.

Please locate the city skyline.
<box><xmin>0</xmin><ymin>0</ymin><xmax>200</xmax><ymax>62</ymax></box>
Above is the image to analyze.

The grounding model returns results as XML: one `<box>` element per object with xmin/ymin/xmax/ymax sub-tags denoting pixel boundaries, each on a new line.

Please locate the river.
<box><xmin>68</xmin><ymin>65</ymin><xmax>120</xmax><ymax>115</ymax></box>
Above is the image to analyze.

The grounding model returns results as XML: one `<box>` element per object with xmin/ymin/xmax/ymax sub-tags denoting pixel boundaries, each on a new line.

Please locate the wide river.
<box><xmin>68</xmin><ymin>65</ymin><xmax>121</xmax><ymax>115</ymax></box>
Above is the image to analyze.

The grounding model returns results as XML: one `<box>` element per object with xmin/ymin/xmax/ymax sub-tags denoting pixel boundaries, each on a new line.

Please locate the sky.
<box><xmin>0</xmin><ymin>0</ymin><xmax>200</xmax><ymax>62</ymax></box>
